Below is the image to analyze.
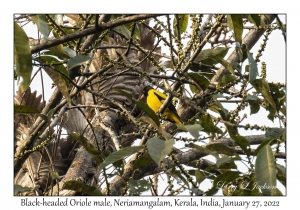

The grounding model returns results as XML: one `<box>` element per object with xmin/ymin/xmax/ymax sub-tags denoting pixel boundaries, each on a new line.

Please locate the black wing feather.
<box><xmin>153</xmin><ymin>92</ymin><xmax>181</xmax><ymax>119</ymax></box>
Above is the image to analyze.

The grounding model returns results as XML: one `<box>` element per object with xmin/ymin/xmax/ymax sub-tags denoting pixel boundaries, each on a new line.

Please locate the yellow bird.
<box><xmin>141</xmin><ymin>86</ymin><xmax>183</xmax><ymax>124</ymax></box>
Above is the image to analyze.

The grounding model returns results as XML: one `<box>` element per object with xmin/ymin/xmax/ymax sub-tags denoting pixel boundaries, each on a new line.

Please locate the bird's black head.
<box><xmin>141</xmin><ymin>86</ymin><xmax>153</xmax><ymax>98</ymax></box>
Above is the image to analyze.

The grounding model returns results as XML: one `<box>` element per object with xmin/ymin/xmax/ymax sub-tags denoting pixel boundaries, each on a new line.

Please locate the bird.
<box><xmin>141</xmin><ymin>86</ymin><xmax>183</xmax><ymax>124</ymax></box>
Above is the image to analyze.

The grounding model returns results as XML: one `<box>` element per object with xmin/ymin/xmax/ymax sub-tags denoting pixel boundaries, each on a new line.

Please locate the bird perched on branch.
<box><xmin>141</xmin><ymin>86</ymin><xmax>183</xmax><ymax>124</ymax></box>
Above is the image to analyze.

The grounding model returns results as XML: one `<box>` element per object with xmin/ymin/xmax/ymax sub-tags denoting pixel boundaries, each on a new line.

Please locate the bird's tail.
<box><xmin>168</xmin><ymin>112</ymin><xmax>183</xmax><ymax>124</ymax></box>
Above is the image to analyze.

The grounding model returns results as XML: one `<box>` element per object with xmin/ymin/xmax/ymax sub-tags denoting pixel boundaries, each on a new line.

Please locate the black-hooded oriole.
<box><xmin>141</xmin><ymin>86</ymin><xmax>183</xmax><ymax>124</ymax></box>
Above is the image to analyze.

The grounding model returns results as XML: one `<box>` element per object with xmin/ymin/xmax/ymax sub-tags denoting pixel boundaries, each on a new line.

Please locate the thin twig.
<box><xmin>166</xmin><ymin>15</ymin><xmax>176</xmax><ymax>66</ymax></box>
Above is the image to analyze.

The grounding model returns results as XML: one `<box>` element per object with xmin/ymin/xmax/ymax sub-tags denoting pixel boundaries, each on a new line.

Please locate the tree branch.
<box><xmin>31</xmin><ymin>14</ymin><xmax>162</xmax><ymax>54</ymax></box>
<box><xmin>108</xmin><ymin>133</ymin><xmax>282</xmax><ymax>195</ymax></box>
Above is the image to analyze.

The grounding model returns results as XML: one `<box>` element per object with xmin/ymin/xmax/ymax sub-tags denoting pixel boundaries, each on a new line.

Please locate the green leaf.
<box><xmin>50</xmin><ymin>14</ymin><xmax>64</xmax><ymax>26</ymax></box>
<box><xmin>247</xmin><ymin>51</ymin><xmax>258</xmax><ymax>82</ymax></box>
<box><xmin>70</xmin><ymin>133</ymin><xmax>104</xmax><ymax>165</ymax></box>
<box><xmin>147</xmin><ymin>138</ymin><xmax>174</xmax><ymax>164</ymax></box>
<box><xmin>133</xmin><ymin>155</ymin><xmax>153</xmax><ymax>170</ymax></box>
<box><xmin>44</xmin><ymin>45</ymin><xmax>70</xmax><ymax>59</ymax></box>
<box><xmin>106</xmin><ymin>172</ymin><xmax>119</xmax><ymax>179</ymax></box>
<box><xmin>232</xmin><ymin>135</ymin><xmax>251</xmax><ymax>156</ymax></box>
<box><xmin>112</xmin><ymin>159</ymin><xmax>124</xmax><ymax>176</ymax></box>
<box><xmin>185</xmin><ymin>143</ymin><xmax>212</xmax><ymax>156</ymax></box>
<box><xmin>199</xmin><ymin>114</ymin><xmax>223</xmax><ymax>134</ymax></box>
<box><xmin>114</xmin><ymin>25</ymin><xmax>131</xmax><ymax>39</ymax></box>
<box><xmin>265</xmin><ymin>127</ymin><xmax>285</xmax><ymax>139</ymax></box>
<box><xmin>211</xmin><ymin>96</ymin><xmax>230</xmax><ymax>118</ymax></box>
<box><xmin>131</xmin><ymin>24</ymin><xmax>141</xmax><ymax>40</ymax></box>
<box><xmin>116</xmin><ymin>89</ymin><xmax>160</xmax><ymax>126</ymax></box>
<box><xmin>195</xmin><ymin>47</ymin><xmax>229</xmax><ymax>62</ymax></box>
<box><xmin>211</xmin><ymin>56</ymin><xmax>235</xmax><ymax>74</ymax></box>
<box><xmin>121</xmin><ymin>22</ymin><xmax>141</xmax><ymax>41</ymax></box>
<box><xmin>205</xmin><ymin>186</ymin><xmax>219</xmax><ymax>196</ymax></box>
<box><xmin>38</xmin><ymin>56</ymin><xmax>69</xmax><ymax>82</ymax></box>
<box><xmin>14</xmin><ymin>22</ymin><xmax>32</xmax><ymax>93</ymax></box>
<box><xmin>31</xmin><ymin>15</ymin><xmax>50</xmax><ymax>40</ymax></box>
<box><xmin>62</xmin><ymin>180</ymin><xmax>103</xmax><ymax>196</ymax></box>
<box><xmin>128</xmin><ymin>179</ymin><xmax>152</xmax><ymax>195</ymax></box>
<box><xmin>216</xmin><ymin>157</ymin><xmax>237</xmax><ymax>169</ymax></box>
<box><xmin>37</xmin><ymin>55</ymin><xmax>71</xmax><ymax>106</ymax></box>
<box><xmin>246</xmin><ymin>14</ymin><xmax>261</xmax><ymax>28</ymax></box>
<box><xmin>99</xmin><ymin>146</ymin><xmax>144</xmax><ymax>170</ymax></box>
<box><xmin>184</xmin><ymin>124</ymin><xmax>203</xmax><ymax>139</ymax></box>
<box><xmin>247</xmin><ymin>94</ymin><xmax>260</xmax><ymax>115</ymax></box>
<box><xmin>268</xmin><ymin>83</ymin><xmax>286</xmax><ymax>108</ymax></box>
<box><xmin>217</xmin><ymin>74</ymin><xmax>236</xmax><ymax>88</ymax></box>
<box><xmin>227</xmin><ymin>15</ymin><xmax>243</xmax><ymax>44</ymax></box>
<box><xmin>254</xmin><ymin>139</ymin><xmax>274</xmax><ymax>156</ymax></box>
<box><xmin>173</xmin><ymin>14</ymin><xmax>189</xmax><ymax>38</ymax></box>
<box><xmin>189</xmin><ymin>169</ymin><xmax>215</xmax><ymax>180</ymax></box>
<box><xmin>214</xmin><ymin>171</ymin><xmax>240</xmax><ymax>186</ymax></box>
<box><xmin>14</xmin><ymin>184</ymin><xmax>34</xmax><ymax>195</ymax></box>
<box><xmin>208</xmin><ymin>171</ymin><xmax>240</xmax><ymax>195</ymax></box>
<box><xmin>266</xmin><ymin>104</ymin><xmax>277</xmax><ymax>122</ymax></box>
<box><xmin>140</xmin><ymin>116</ymin><xmax>171</xmax><ymax>139</ymax></box>
<box><xmin>169</xmin><ymin>169</ymin><xmax>189</xmax><ymax>186</ymax></box>
<box><xmin>225</xmin><ymin>122</ymin><xmax>250</xmax><ymax>155</ymax></box>
<box><xmin>276</xmin><ymin>164</ymin><xmax>286</xmax><ymax>187</ymax></box>
<box><xmin>255</xmin><ymin>144</ymin><xmax>277</xmax><ymax>195</ymax></box>
<box><xmin>195</xmin><ymin>170</ymin><xmax>206</xmax><ymax>184</ymax></box>
<box><xmin>188</xmin><ymin>72</ymin><xmax>210</xmax><ymax>91</ymax></box>
<box><xmin>67</xmin><ymin>55</ymin><xmax>92</xmax><ymax>70</ymax></box>
<box><xmin>14</xmin><ymin>104</ymin><xmax>40</xmax><ymax>114</ymax></box>
<box><xmin>189</xmin><ymin>84</ymin><xmax>200</xmax><ymax>94</ymax></box>
<box><xmin>30</xmin><ymin>108</ymin><xmax>55</xmax><ymax>124</ymax></box>
<box><xmin>276</xmin><ymin>163</ymin><xmax>286</xmax><ymax>176</ymax></box>
<box><xmin>251</xmin><ymin>79</ymin><xmax>277</xmax><ymax>111</ymax></box>
<box><xmin>216</xmin><ymin>157</ymin><xmax>232</xmax><ymax>168</ymax></box>
<box><xmin>64</xmin><ymin>47</ymin><xmax>76</xmax><ymax>58</ymax></box>
<box><xmin>208</xmin><ymin>104</ymin><xmax>221</xmax><ymax>114</ymax></box>
<box><xmin>190</xmin><ymin>63</ymin><xmax>216</xmax><ymax>79</ymax></box>
<box><xmin>206</xmin><ymin>143</ymin><xmax>236</xmax><ymax>156</ymax></box>
<box><xmin>248</xmin><ymin>100</ymin><xmax>260</xmax><ymax>115</ymax></box>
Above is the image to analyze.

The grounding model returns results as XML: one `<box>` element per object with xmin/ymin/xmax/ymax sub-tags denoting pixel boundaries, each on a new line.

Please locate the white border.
<box><xmin>5</xmin><ymin>1</ymin><xmax>296</xmax><ymax>208</ymax></box>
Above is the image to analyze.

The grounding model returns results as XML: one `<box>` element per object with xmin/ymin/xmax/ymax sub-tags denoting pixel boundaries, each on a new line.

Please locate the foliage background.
<box><xmin>13</xmin><ymin>13</ymin><xmax>286</xmax><ymax>196</ymax></box>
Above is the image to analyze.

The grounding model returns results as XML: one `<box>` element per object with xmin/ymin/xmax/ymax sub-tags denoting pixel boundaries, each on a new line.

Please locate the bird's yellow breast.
<box><xmin>146</xmin><ymin>89</ymin><xmax>166</xmax><ymax>112</ymax></box>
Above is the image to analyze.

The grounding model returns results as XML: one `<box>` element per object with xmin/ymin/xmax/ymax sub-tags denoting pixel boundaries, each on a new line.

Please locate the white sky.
<box><xmin>3</xmin><ymin>1</ymin><xmax>297</xmax><ymax>208</ymax></box>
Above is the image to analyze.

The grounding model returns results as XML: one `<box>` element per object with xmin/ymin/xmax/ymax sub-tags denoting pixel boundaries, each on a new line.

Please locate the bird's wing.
<box><xmin>153</xmin><ymin>91</ymin><xmax>166</xmax><ymax>102</ymax></box>
<box><xmin>153</xmin><ymin>91</ymin><xmax>179</xmax><ymax>116</ymax></box>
